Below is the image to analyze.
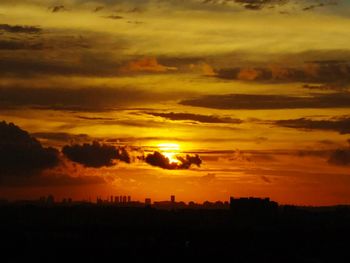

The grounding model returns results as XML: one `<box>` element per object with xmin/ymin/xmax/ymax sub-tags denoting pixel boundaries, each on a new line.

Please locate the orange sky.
<box><xmin>0</xmin><ymin>0</ymin><xmax>350</xmax><ymax>206</ymax></box>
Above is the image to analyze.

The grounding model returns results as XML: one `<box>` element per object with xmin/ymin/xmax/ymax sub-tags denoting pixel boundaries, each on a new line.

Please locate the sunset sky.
<box><xmin>0</xmin><ymin>0</ymin><xmax>350</xmax><ymax>205</ymax></box>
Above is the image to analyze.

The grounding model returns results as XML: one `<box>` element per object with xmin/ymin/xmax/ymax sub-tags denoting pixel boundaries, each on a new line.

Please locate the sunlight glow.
<box><xmin>158</xmin><ymin>143</ymin><xmax>181</xmax><ymax>164</ymax></box>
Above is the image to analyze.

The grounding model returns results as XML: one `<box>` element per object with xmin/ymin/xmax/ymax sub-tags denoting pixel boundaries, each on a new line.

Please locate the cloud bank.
<box><xmin>62</xmin><ymin>142</ymin><xmax>130</xmax><ymax>168</ymax></box>
<box><xmin>0</xmin><ymin>121</ymin><xmax>59</xmax><ymax>177</ymax></box>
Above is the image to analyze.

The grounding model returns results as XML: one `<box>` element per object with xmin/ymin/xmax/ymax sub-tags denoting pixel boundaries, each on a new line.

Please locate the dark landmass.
<box><xmin>0</xmin><ymin>197</ymin><xmax>349</xmax><ymax>262</ymax></box>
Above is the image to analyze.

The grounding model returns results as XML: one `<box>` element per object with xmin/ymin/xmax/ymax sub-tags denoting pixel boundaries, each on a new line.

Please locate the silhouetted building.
<box><xmin>123</xmin><ymin>196</ymin><xmax>127</xmax><ymax>203</ymax></box>
<box><xmin>145</xmin><ymin>198</ymin><xmax>151</xmax><ymax>206</ymax></box>
<box><xmin>115</xmin><ymin>196</ymin><xmax>119</xmax><ymax>203</ymax></box>
<box><xmin>110</xmin><ymin>196</ymin><xmax>114</xmax><ymax>203</ymax></box>
<box><xmin>230</xmin><ymin>197</ymin><xmax>278</xmax><ymax>219</ymax></box>
<box><xmin>128</xmin><ymin>196</ymin><xmax>131</xmax><ymax>203</ymax></box>
<box><xmin>171</xmin><ymin>195</ymin><xmax>175</xmax><ymax>203</ymax></box>
<box><xmin>0</xmin><ymin>199</ymin><xmax>8</xmax><ymax>205</ymax></box>
<box><xmin>47</xmin><ymin>195</ymin><xmax>55</xmax><ymax>205</ymax></box>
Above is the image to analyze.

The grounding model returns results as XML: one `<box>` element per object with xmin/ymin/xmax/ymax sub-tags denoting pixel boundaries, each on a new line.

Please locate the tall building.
<box><xmin>47</xmin><ymin>195</ymin><xmax>54</xmax><ymax>205</ymax></box>
<box><xmin>171</xmin><ymin>195</ymin><xmax>175</xmax><ymax>203</ymax></box>
<box><xmin>123</xmin><ymin>196</ymin><xmax>127</xmax><ymax>203</ymax></box>
<box><xmin>127</xmin><ymin>196</ymin><xmax>131</xmax><ymax>203</ymax></box>
<box><xmin>145</xmin><ymin>198</ymin><xmax>151</xmax><ymax>206</ymax></box>
<box><xmin>115</xmin><ymin>196</ymin><xmax>119</xmax><ymax>203</ymax></box>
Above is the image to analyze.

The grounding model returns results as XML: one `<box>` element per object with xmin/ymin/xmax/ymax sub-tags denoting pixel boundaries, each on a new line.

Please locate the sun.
<box><xmin>157</xmin><ymin>143</ymin><xmax>181</xmax><ymax>164</ymax></box>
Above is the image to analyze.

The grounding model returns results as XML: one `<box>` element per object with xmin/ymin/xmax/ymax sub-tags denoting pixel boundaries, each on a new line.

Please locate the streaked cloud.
<box><xmin>215</xmin><ymin>60</ymin><xmax>350</xmax><ymax>84</ymax></box>
<box><xmin>180</xmin><ymin>93</ymin><xmax>350</xmax><ymax>110</ymax></box>
<box><xmin>0</xmin><ymin>86</ymin><xmax>182</xmax><ymax>111</ymax></box>
<box><xmin>275</xmin><ymin>117</ymin><xmax>350</xmax><ymax>134</ymax></box>
<box><xmin>0</xmin><ymin>24</ymin><xmax>41</xmax><ymax>34</ymax></box>
<box><xmin>145</xmin><ymin>112</ymin><xmax>242</xmax><ymax>124</ymax></box>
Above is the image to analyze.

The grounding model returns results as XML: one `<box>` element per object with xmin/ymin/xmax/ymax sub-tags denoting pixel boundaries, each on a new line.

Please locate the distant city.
<box><xmin>0</xmin><ymin>194</ymin><xmax>229</xmax><ymax>209</ymax></box>
<box><xmin>0</xmin><ymin>194</ymin><xmax>281</xmax><ymax>211</ymax></box>
<box><xmin>1</xmin><ymin>193</ymin><xmax>350</xmax><ymax>262</ymax></box>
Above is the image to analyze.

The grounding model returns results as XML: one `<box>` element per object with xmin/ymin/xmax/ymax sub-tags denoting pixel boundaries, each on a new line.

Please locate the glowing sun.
<box><xmin>157</xmin><ymin>143</ymin><xmax>181</xmax><ymax>164</ymax></box>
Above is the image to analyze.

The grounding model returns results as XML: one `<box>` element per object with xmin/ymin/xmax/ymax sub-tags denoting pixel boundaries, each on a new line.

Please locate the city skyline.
<box><xmin>1</xmin><ymin>0</ymin><xmax>350</xmax><ymax>205</ymax></box>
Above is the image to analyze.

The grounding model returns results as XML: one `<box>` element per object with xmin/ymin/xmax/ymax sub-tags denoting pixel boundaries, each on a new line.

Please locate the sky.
<box><xmin>0</xmin><ymin>0</ymin><xmax>350</xmax><ymax>205</ymax></box>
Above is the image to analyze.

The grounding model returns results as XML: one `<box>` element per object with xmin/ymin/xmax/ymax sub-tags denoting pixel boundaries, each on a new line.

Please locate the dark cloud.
<box><xmin>215</xmin><ymin>60</ymin><xmax>350</xmax><ymax>84</ymax></box>
<box><xmin>32</xmin><ymin>132</ymin><xmax>91</xmax><ymax>143</ymax></box>
<box><xmin>261</xmin><ymin>176</ymin><xmax>272</xmax><ymax>183</ymax></box>
<box><xmin>0</xmin><ymin>52</ymin><xmax>122</xmax><ymax>77</ymax></box>
<box><xmin>180</xmin><ymin>93</ymin><xmax>350</xmax><ymax>110</ymax></box>
<box><xmin>232</xmin><ymin>0</ymin><xmax>287</xmax><ymax>10</ymax></box>
<box><xmin>0</xmin><ymin>121</ymin><xmax>59</xmax><ymax>177</ymax></box>
<box><xmin>0</xmin><ymin>40</ymin><xmax>44</xmax><ymax>50</ymax></box>
<box><xmin>275</xmin><ymin>117</ymin><xmax>350</xmax><ymax>134</ymax></box>
<box><xmin>0</xmin><ymin>32</ymin><xmax>97</xmax><ymax>53</ymax></box>
<box><xmin>328</xmin><ymin>149</ymin><xmax>350</xmax><ymax>166</ymax></box>
<box><xmin>176</xmin><ymin>154</ymin><xmax>202</xmax><ymax>169</ymax></box>
<box><xmin>94</xmin><ymin>6</ymin><xmax>104</xmax><ymax>12</ymax></box>
<box><xmin>0</xmin><ymin>24</ymin><xmax>41</xmax><ymax>34</ymax></box>
<box><xmin>0</xmin><ymin>86</ymin><xmax>177</xmax><ymax>111</ymax></box>
<box><xmin>77</xmin><ymin>116</ymin><xmax>115</xmax><ymax>121</ymax></box>
<box><xmin>302</xmin><ymin>84</ymin><xmax>348</xmax><ymax>91</ymax></box>
<box><xmin>201</xmin><ymin>0</ymin><xmax>288</xmax><ymax>10</ymax></box>
<box><xmin>145</xmin><ymin>112</ymin><xmax>242</xmax><ymax>124</ymax></box>
<box><xmin>303</xmin><ymin>1</ymin><xmax>338</xmax><ymax>11</ymax></box>
<box><xmin>104</xmin><ymin>15</ymin><xmax>123</xmax><ymax>19</ymax></box>
<box><xmin>303</xmin><ymin>4</ymin><xmax>321</xmax><ymax>11</ymax></box>
<box><xmin>296</xmin><ymin>149</ymin><xmax>331</xmax><ymax>158</ymax></box>
<box><xmin>62</xmin><ymin>142</ymin><xmax>117</xmax><ymax>168</ymax></box>
<box><xmin>62</xmin><ymin>142</ymin><xmax>130</xmax><ymax>168</ymax></box>
<box><xmin>231</xmin><ymin>0</ymin><xmax>337</xmax><ymax>11</ymax></box>
<box><xmin>116</xmin><ymin>147</ymin><xmax>131</xmax><ymax>164</ymax></box>
<box><xmin>51</xmin><ymin>5</ymin><xmax>67</xmax><ymax>13</ymax></box>
<box><xmin>145</xmin><ymin>151</ymin><xmax>202</xmax><ymax>170</ymax></box>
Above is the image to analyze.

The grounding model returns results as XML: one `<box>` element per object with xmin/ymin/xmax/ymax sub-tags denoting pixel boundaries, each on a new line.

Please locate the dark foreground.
<box><xmin>1</xmin><ymin>205</ymin><xmax>350</xmax><ymax>262</ymax></box>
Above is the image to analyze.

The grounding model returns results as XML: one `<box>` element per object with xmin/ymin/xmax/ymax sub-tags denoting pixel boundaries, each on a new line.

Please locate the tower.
<box><xmin>145</xmin><ymin>198</ymin><xmax>151</xmax><ymax>206</ymax></box>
